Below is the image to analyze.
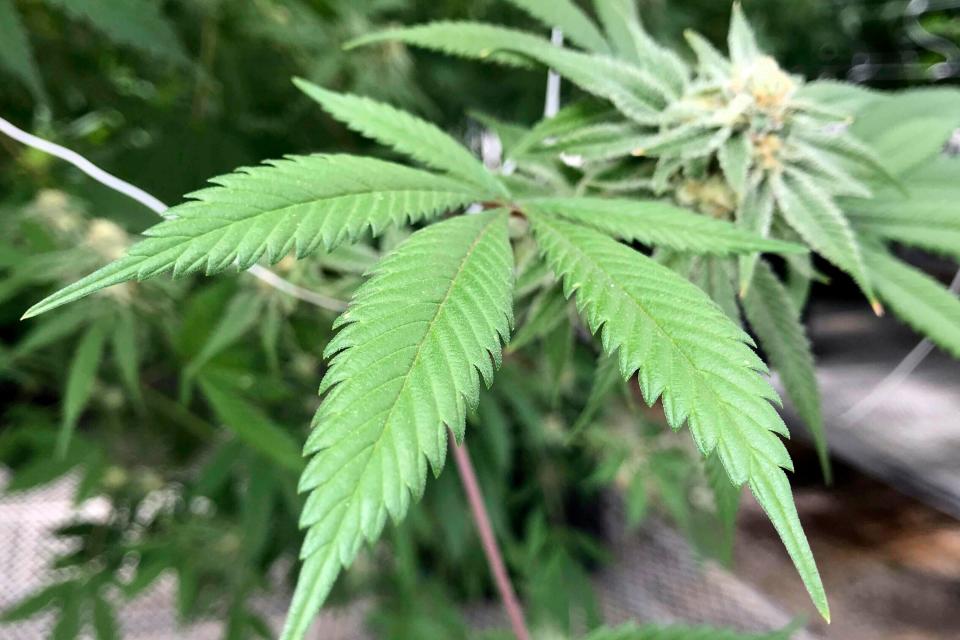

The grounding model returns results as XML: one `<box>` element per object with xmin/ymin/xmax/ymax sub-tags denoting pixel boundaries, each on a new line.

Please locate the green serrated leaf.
<box><xmin>719</xmin><ymin>133</ymin><xmax>752</xmax><ymax>198</ymax></box>
<box><xmin>684</xmin><ymin>29</ymin><xmax>732</xmax><ymax>82</ymax></box>
<box><xmin>527</xmin><ymin>213</ymin><xmax>827</xmax><ymax>621</ymax></box>
<box><xmin>512</xmin><ymin>100</ymin><xmax>618</xmax><ymax>157</ymax></box>
<box><xmin>523</xmin><ymin>196</ymin><xmax>805</xmax><ymax>256</ymax></box>
<box><xmin>184</xmin><ymin>292</ymin><xmax>263</xmax><ymax>383</ymax></box>
<box><xmin>350</xmin><ymin>22</ymin><xmax>669</xmax><ymax>124</ymax></box>
<box><xmin>772</xmin><ymin>169</ymin><xmax>874</xmax><ymax>305</ymax></box>
<box><xmin>509</xmin><ymin>286</ymin><xmax>568</xmax><ymax>351</ymax></box>
<box><xmin>692</xmin><ymin>256</ymin><xmax>742</xmax><ymax>325</ymax></box>
<box><xmin>295</xmin><ymin>79</ymin><xmax>505</xmax><ymax>196</ymax></box>
<box><xmin>793</xmin><ymin>128</ymin><xmax>901</xmax><ymax>189</ymax></box>
<box><xmin>13</xmin><ymin>304</ymin><xmax>98</xmax><ymax>359</ymax></box>
<box><xmin>797</xmin><ymin>79</ymin><xmax>883</xmax><ymax>114</ymax></box>
<box><xmin>736</xmin><ymin>182</ymin><xmax>776</xmax><ymax>293</ymax></box>
<box><xmin>281</xmin><ymin>211</ymin><xmax>514</xmax><ymax>640</ymax></box>
<box><xmin>850</xmin><ymin>88</ymin><xmax>960</xmax><ymax>176</ymax></box>
<box><xmin>504</xmin><ymin>0</ymin><xmax>610</xmax><ymax>54</ymax></box>
<box><xmin>863</xmin><ymin>245</ymin><xmax>960</xmax><ymax>359</ymax></box>
<box><xmin>111</xmin><ymin>307</ymin><xmax>141</xmax><ymax>405</ymax></box>
<box><xmin>632</xmin><ymin>122</ymin><xmax>727</xmax><ymax>159</ymax></box>
<box><xmin>59</xmin><ymin>319</ymin><xmax>110</xmax><ymax>456</ymax></box>
<box><xmin>705</xmin><ymin>451</ymin><xmax>741</xmax><ymax>564</ymax></box>
<box><xmin>728</xmin><ymin>2</ymin><xmax>761</xmax><ymax>65</ymax></box>
<box><xmin>570</xmin><ymin>353</ymin><xmax>622</xmax><ymax>437</ymax></box>
<box><xmin>199</xmin><ymin>375</ymin><xmax>304</xmax><ymax>474</ymax></box>
<box><xmin>786</xmin><ymin>140</ymin><xmax>874</xmax><ymax>200</ymax></box>
<box><xmin>744</xmin><ymin>261</ymin><xmax>830</xmax><ymax>482</ymax></box>
<box><xmin>592</xmin><ymin>0</ymin><xmax>640</xmax><ymax>61</ymax></box>
<box><xmin>847</xmin><ymin>195</ymin><xmax>960</xmax><ymax>262</ymax></box>
<box><xmin>23</xmin><ymin>155</ymin><xmax>481</xmax><ymax>319</ymax></box>
<box><xmin>593</xmin><ymin>0</ymin><xmax>689</xmax><ymax>94</ymax></box>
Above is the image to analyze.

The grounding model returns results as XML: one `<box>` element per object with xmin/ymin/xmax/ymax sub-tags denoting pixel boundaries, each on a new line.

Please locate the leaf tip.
<box><xmin>870</xmin><ymin>299</ymin><xmax>885</xmax><ymax>317</ymax></box>
<box><xmin>21</xmin><ymin>301</ymin><xmax>48</xmax><ymax>321</ymax></box>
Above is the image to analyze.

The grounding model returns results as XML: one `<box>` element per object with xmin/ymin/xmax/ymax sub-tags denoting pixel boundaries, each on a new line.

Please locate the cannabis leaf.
<box><xmin>591</xmin><ymin>0</ymin><xmax>689</xmax><ymax>93</ymax></box>
<box><xmin>281</xmin><ymin>211</ymin><xmax>514</xmax><ymax>640</ymax></box>
<box><xmin>521</xmin><ymin>197</ymin><xmax>805</xmax><ymax>256</ymax></box>
<box><xmin>294</xmin><ymin>79</ymin><xmax>507</xmax><ymax>197</ymax></box>
<box><xmin>737</xmin><ymin>181</ymin><xmax>776</xmax><ymax>293</ymax></box>
<box><xmin>527</xmin><ymin>212</ymin><xmax>828</xmax><ymax>620</ymax></box>
<box><xmin>727</xmin><ymin>2</ymin><xmax>761</xmax><ymax>65</ymax></box>
<box><xmin>504</xmin><ymin>0</ymin><xmax>611</xmax><ymax>54</ymax></box>
<box><xmin>60</xmin><ymin>318</ymin><xmax>110</xmax><ymax>456</ymax></box>
<box><xmin>863</xmin><ymin>245</ymin><xmax>960</xmax><ymax>359</ymax></box>
<box><xmin>350</xmin><ymin>22</ymin><xmax>670</xmax><ymax>123</ymax></box>
<box><xmin>743</xmin><ymin>261</ymin><xmax>830</xmax><ymax>482</ymax></box>
<box><xmin>846</xmin><ymin>156</ymin><xmax>960</xmax><ymax>262</ymax></box>
<box><xmin>23</xmin><ymin>155</ymin><xmax>485</xmax><ymax>318</ymax></box>
<box><xmin>771</xmin><ymin>170</ymin><xmax>875</xmax><ymax>305</ymax></box>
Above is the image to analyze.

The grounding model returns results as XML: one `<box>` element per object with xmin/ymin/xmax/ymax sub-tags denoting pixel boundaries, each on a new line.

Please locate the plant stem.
<box><xmin>449</xmin><ymin>429</ymin><xmax>530</xmax><ymax>640</ymax></box>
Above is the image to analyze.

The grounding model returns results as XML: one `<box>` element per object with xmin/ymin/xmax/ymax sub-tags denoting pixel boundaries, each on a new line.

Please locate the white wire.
<box><xmin>0</xmin><ymin>115</ymin><xmax>347</xmax><ymax>312</ymax></box>
<box><xmin>543</xmin><ymin>29</ymin><xmax>564</xmax><ymax>118</ymax></box>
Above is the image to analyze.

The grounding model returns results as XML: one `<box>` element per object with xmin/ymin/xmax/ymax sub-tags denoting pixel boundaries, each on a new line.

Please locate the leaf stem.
<box><xmin>449</xmin><ymin>429</ymin><xmax>530</xmax><ymax>640</ymax></box>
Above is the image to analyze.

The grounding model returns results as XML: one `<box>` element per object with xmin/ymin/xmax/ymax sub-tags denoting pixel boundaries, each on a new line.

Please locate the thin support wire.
<box><xmin>543</xmin><ymin>29</ymin><xmax>564</xmax><ymax>118</ymax></box>
<box><xmin>0</xmin><ymin>115</ymin><xmax>347</xmax><ymax>312</ymax></box>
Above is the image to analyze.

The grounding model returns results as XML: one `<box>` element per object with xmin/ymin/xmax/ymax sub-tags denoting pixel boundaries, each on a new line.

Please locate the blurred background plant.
<box><xmin>0</xmin><ymin>1</ymin><xmax>958</xmax><ymax>639</ymax></box>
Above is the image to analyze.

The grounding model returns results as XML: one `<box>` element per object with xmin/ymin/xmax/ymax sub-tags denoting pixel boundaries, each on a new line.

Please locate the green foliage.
<box><xmin>5</xmin><ymin>1</ymin><xmax>960</xmax><ymax>639</ymax></box>
<box><xmin>743</xmin><ymin>261</ymin><xmax>829</xmax><ymax>482</ymax></box>
<box><xmin>350</xmin><ymin>22</ymin><xmax>670</xmax><ymax>123</ymax></box>
<box><xmin>581</xmin><ymin>621</ymin><xmax>795</xmax><ymax>640</ymax></box>
<box><xmin>295</xmin><ymin>79</ymin><xmax>507</xmax><ymax>197</ymax></box>
<box><xmin>42</xmin><ymin>0</ymin><xmax>188</xmax><ymax>65</ymax></box>
<box><xmin>527</xmin><ymin>212</ymin><xmax>827</xmax><ymax>620</ymax></box>
<box><xmin>59</xmin><ymin>318</ymin><xmax>110</xmax><ymax>456</ymax></box>
<box><xmin>24</xmin><ymin>155</ymin><xmax>484</xmax><ymax>318</ymax></box>
<box><xmin>284</xmin><ymin>211</ymin><xmax>514</xmax><ymax>639</ymax></box>
<box><xmin>863</xmin><ymin>245</ymin><xmax>960</xmax><ymax>359</ymax></box>
<box><xmin>0</xmin><ymin>0</ymin><xmax>43</xmax><ymax>99</ymax></box>
<box><xmin>504</xmin><ymin>0</ymin><xmax>610</xmax><ymax>54</ymax></box>
<box><xmin>770</xmin><ymin>171</ymin><xmax>874</xmax><ymax>304</ymax></box>
<box><xmin>523</xmin><ymin>197</ymin><xmax>804</xmax><ymax>255</ymax></box>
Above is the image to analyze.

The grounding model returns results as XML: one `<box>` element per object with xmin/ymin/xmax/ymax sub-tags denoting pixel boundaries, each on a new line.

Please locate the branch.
<box><xmin>449</xmin><ymin>429</ymin><xmax>530</xmax><ymax>640</ymax></box>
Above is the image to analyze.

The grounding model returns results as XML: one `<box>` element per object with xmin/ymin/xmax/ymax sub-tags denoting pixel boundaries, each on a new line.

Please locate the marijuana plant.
<box><xmin>12</xmin><ymin>1</ymin><xmax>960</xmax><ymax>639</ymax></box>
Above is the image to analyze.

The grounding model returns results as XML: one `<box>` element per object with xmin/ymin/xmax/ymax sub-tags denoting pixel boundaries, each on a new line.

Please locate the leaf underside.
<box><xmin>528</xmin><ymin>211</ymin><xmax>828</xmax><ymax>621</ymax></box>
<box><xmin>281</xmin><ymin>211</ymin><xmax>514</xmax><ymax>640</ymax></box>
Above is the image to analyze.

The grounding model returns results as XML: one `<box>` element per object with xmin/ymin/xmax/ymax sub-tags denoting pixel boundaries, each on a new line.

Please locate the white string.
<box><xmin>543</xmin><ymin>29</ymin><xmax>564</xmax><ymax>118</ymax></box>
<box><xmin>0</xmin><ymin>115</ymin><xmax>347</xmax><ymax>312</ymax></box>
